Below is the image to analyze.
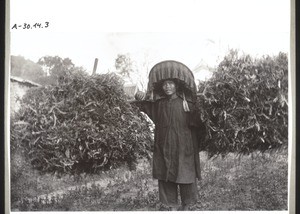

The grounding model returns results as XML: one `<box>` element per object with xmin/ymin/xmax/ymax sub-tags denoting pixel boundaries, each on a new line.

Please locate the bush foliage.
<box><xmin>197</xmin><ymin>50</ymin><xmax>288</xmax><ymax>156</ymax></box>
<box><xmin>11</xmin><ymin>72</ymin><xmax>153</xmax><ymax>174</ymax></box>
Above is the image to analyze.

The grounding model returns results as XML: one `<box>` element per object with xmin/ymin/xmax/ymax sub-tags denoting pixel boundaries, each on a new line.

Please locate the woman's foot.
<box><xmin>169</xmin><ymin>207</ymin><xmax>177</xmax><ymax>211</ymax></box>
<box><xmin>179</xmin><ymin>205</ymin><xmax>190</xmax><ymax>211</ymax></box>
<box><xmin>157</xmin><ymin>203</ymin><xmax>178</xmax><ymax>211</ymax></box>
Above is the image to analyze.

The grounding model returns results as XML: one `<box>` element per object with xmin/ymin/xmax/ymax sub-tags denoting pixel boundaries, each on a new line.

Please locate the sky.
<box><xmin>9</xmin><ymin>0</ymin><xmax>290</xmax><ymax>81</ymax></box>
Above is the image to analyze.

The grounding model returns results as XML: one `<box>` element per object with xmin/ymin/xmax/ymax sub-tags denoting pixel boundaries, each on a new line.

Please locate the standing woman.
<box><xmin>134</xmin><ymin>60</ymin><xmax>205</xmax><ymax>211</ymax></box>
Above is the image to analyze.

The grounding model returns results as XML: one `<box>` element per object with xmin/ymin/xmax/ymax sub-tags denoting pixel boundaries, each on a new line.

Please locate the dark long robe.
<box><xmin>137</xmin><ymin>96</ymin><xmax>204</xmax><ymax>184</ymax></box>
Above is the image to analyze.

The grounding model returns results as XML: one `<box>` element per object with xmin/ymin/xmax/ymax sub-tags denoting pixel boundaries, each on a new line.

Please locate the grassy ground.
<box><xmin>11</xmin><ymin>149</ymin><xmax>288</xmax><ymax>211</ymax></box>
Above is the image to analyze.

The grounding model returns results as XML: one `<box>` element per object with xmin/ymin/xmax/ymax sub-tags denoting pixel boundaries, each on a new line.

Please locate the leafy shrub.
<box><xmin>11</xmin><ymin>72</ymin><xmax>153</xmax><ymax>174</ymax></box>
<box><xmin>197</xmin><ymin>50</ymin><xmax>288</xmax><ymax>156</ymax></box>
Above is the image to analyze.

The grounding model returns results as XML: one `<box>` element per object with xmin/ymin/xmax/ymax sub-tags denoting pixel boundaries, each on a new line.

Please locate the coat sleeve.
<box><xmin>132</xmin><ymin>100</ymin><xmax>156</xmax><ymax>123</ymax></box>
<box><xmin>187</xmin><ymin>102</ymin><xmax>207</xmax><ymax>150</ymax></box>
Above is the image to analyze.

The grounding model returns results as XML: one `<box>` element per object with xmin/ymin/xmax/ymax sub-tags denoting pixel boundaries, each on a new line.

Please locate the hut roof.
<box><xmin>10</xmin><ymin>76</ymin><xmax>41</xmax><ymax>87</ymax></box>
<box><xmin>123</xmin><ymin>84</ymin><xmax>138</xmax><ymax>98</ymax></box>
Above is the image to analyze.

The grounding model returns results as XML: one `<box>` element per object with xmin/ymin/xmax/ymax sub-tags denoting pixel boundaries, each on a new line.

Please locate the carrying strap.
<box><xmin>182</xmin><ymin>92</ymin><xmax>190</xmax><ymax>112</ymax></box>
<box><xmin>150</xmin><ymin>90</ymin><xmax>153</xmax><ymax>101</ymax></box>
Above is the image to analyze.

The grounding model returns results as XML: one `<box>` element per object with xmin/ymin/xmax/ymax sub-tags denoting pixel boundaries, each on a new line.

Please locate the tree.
<box><xmin>114</xmin><ymin>53</ymin><xmax>154</xmax><ymax>91</ymax></box>
<box><xmin>10</xmin><ymin>55</ymin><xmax>45</xmax><ymax>81</ymax></box>
<box><xmin>134</xmin><ymin>51</ymin><xmax>154</xmax><ymax>91</ymax></box>
<box><xmin>115</xmin><ymin>54</ymin><xmax>134</xmax><ymax>78</ymax></box>
<box><xmin>36</xmin><ymin>56</ymin><xmax>88</xmax><ymax>85</ymax></box>
<box><xmin>37</xmin><ymin>56</ymin><xmax>75</xmax><ymax>77</ymax></box>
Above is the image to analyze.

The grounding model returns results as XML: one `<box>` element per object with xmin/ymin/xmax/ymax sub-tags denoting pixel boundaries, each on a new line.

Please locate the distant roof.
<box><xmin>10</xmin><ymin>76</ymin><xmax>41</xmax><ymax>87</ymax></box>
<box><xmin>123</xmin><ymin>84</ymin><xmax>137</xmax><ymax>97</ymax></box>
<box><xmin>193</xmin><ymin>63</ymin><xmax>211</xmax><ymax>73</ymax></box>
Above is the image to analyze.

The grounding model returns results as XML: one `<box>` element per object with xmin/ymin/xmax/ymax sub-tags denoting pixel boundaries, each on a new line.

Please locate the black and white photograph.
<box><xmin>7</xmin><ymin>0</ymin><xmax>293</xmax><ymax>213</ymax></box>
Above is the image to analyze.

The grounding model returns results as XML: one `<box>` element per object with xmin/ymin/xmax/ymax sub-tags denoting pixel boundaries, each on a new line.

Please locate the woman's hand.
<box><xmin>135</xmin><ymin>91</ymin><xmax>146</xmax><ymax>101</ymax></box>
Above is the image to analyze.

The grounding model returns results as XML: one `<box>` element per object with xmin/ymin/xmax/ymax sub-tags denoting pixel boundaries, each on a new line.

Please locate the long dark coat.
<box><xmin>137</xmin><ymin>96</ymin><xmax>204</xmax><ymax>184</ymax></box>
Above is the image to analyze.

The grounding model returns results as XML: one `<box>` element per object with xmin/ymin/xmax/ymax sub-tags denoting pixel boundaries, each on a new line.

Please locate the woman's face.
<box><xmin>162</xmin><ymin>80</ymin><xmax>177</xmax><ymax>96</ymax></box>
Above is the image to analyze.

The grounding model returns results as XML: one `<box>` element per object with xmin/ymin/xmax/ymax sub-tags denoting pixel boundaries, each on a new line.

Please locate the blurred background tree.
<box><xmin>37</xmin><ymin>56</ymin><xmax>75</xmax><ymax>77</ymax></box>
<box><xmin>115</xmin><ymin>54</ymin><xmax>135</xmax><ymax>78</ymax></box>
<box><xmin>11</xmin><ymin>55</ymin><xmax>87</xmax><ymax>86</ymax></box>
<box><xmin>11</xmin><ymin>55</ymin><xmax>46</xmax><ymax>82</ymax></box>
<box><xmin>114</xmin><ymin>53</ymin><xmax>153</xmax><ymax>91</ymax></box>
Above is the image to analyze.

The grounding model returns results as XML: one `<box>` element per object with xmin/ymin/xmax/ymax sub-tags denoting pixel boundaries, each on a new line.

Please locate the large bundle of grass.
<box><xmin>11</xmin><ymin>72</ymin><xmax>153</xmax><ymax>174</ymax></box>
<box><xmin>197</xmin><ymin>51</ymin><xmax>288</xmax><ymax>156</ymax></box>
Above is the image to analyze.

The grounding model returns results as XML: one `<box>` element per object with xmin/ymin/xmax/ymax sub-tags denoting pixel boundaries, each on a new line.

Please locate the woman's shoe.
<box><xmin>179</xmin><ymin>205</ymin><xmax>190</xmax><ymax>211</ymax></box>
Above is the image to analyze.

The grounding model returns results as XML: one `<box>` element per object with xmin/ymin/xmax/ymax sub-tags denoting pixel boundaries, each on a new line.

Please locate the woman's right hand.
<box><xmin>135</xmin><ymin>91</ymin><xmax>146</xmax><ymax>101</ymax></box>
